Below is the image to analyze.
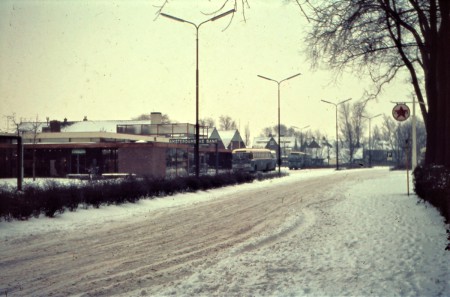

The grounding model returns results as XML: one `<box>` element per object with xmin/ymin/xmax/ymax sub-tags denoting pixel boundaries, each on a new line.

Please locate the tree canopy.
<box><xmin>302</xmin><ymin>0</ymin><xmax>450</xmax><ymax>167</ymax></box>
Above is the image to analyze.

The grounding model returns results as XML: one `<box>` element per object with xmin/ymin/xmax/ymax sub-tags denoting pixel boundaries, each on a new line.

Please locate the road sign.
<box><xmin>387</xmin><ymin>151</ymin><xmax>393</xmax><ymax>161</ymax></box>
<box><xmin>392</xmin><ymin>103</ymin><xmax>410</xmax><ymax>121</ymax></box>
<box><xmin>169</xmin><ymin>138</ymin><xmax>218</xmax><ymax>144</ymax></box>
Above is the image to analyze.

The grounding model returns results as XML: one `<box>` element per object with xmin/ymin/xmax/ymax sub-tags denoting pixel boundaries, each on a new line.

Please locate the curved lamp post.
<box><xmin>161</xmin><ymin>9</ymin><xmax>235</xmax><ymax>177</ymax></box>
<box><xmin>292</xmin><ymin>125</ymin><xmax>310</xmax><ymax>151</ymax></box>
<box><xmin>362</xmin><ymin>113</ymin><xmax>381</xmax><ymax>167</ymax></box>
<box><xmin>321</xmin><ymin>98</ymin><xmax>352</xmax><ymax>170</ymax></box>
<box><xmin>257</xmin><ymin>73</ymin><xmax>301</xmax><ymax>175</ymax></box>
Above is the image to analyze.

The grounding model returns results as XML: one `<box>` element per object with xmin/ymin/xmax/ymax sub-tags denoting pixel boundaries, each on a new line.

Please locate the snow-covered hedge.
<box><xmin>0</xmin><ymin>171</ymin><xmax>284</xmax><ymax>221</ymax></box>
<box><xmin>413</xmin><ymin>165</ymin><xmax>450</xmax><ymax>226</ymax></box>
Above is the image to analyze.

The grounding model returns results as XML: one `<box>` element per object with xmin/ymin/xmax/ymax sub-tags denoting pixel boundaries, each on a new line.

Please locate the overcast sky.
<box><xmin>0</xmin><ymin>0</ymin><xmax>412</xmax><ymax>140</ymax></box>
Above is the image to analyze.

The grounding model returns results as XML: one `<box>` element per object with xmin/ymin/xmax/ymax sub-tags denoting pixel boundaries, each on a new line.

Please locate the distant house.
<box><xmin>279</xmin><ymin>136</ymin><xmax>296</xmax><ymax>157</ymax></box>
<box><xmin>209</xmin><ymin>128</ymin><xmax>245</xmax><ymax>150</ymax></box>
<box><xmin>307</xmin><ymin>138</ymin><xmax>321</xmax><ymax>157</ymax></box>
<box><xmin>253</xmin><ymin>136</ymin><xmax>277</xmax><ymax>151</ymax></box>
<box><xmin>252</xmin><ymin>135</ymin><xmax>296</xmax><ymax>159</ymax></box>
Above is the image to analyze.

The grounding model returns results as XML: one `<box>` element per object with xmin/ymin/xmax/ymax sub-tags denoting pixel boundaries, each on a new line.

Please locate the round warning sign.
<box><xmin>392</xmin><ymin>104</ymin><xmax>410</xmax><ymax>121</ymax></box>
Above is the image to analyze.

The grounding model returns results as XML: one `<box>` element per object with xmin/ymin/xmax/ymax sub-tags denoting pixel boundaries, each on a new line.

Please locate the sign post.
<box><xmin>411</xmin><ymin>96</ymin><xmax>417</xmax><ymax>170</ymax></box>
<box><xmin>405</xmin><ymin>139</ymin><xmax>410</xmax><ymax>196</ymax></box>
<box><xmin>392</xmin><ymin>103</ymin><xmax>411</xmax><ymax>195</ymax></box>
<box><xmin>392</xmin><ymin>103</ymin><xmax>410</xmax><ymax>122</ymax></box>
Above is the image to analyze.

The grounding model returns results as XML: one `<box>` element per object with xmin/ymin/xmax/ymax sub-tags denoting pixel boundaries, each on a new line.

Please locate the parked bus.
<box><xmin>287</xmin><ymin>151</ymin><xmax>311</xmax><ymax>170</ymax></box>
<box><xmin>232</xmin><ymin>148</ymin><xmax>277</xmax><ymax>172</ymax></box>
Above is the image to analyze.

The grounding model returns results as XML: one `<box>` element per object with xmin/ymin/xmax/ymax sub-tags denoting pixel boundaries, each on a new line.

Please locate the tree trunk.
<box><xmin>32</xmin><ymin>150</ymin><xmax>36</xmax><ymax>181</ymax></box>
<box><xmin>425</xmin><ymin>0</ymin><xmax>450</xmax><ymax>167</ymax></box>
<box><xmin>440</xmin><ymin>0</ymin><xmax>450</xmax><ymax>167</ymax></box>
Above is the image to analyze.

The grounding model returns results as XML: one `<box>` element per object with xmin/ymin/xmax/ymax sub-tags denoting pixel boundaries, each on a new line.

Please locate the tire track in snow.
<box><xmin>1</xmin><ymin>169</ymin><xmax>378</xmax><ymax>296</ymax></box>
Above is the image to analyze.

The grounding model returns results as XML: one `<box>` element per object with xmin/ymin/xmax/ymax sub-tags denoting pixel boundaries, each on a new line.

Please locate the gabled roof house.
<box><xmin>209</xmin><ymin>128</ymin><xmax>245</xmax><ymax>150</ymax></box>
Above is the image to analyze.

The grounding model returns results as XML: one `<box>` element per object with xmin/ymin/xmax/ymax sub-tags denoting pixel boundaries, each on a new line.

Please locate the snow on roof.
<box><xmin>217</xmin><ymin>130</ymin><xmax>239</xmax><ymax>148</ymax></box>
<box><xmin>18</xmin><ymin>119</ymin><xmax>151</xmax><ymax>134</ymax></box>
<box><xmin>253</xmin><ymin>136</ymin><xmax>273</xmax><ymax>143</ymax></box>
<box><xmin>61</xmin><ymin>120</ymin><xmax>148</xmax><ymax>133</ymax></box>
<box><xmin>253</xmin><ymin>136</ymin><xmax>296</xmax><ymax>147</ymax></box>
<box><xmin>18</xmin><ymin>122</ymin><xmax>49</xmax><ymax>133</ymax></box>
<box><xmin>308</xmin><ymin>139</ymin><xmax>321</xmax><ymax>149</ymax></box>
<box><xmin>280</xmin><ymin>136</ymin><xmax>296</xmax><ymax>146</ymax></box>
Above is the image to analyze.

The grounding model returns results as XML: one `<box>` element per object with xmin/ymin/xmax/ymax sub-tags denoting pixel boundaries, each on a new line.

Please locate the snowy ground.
<box><xmin>1</xmin><ymin>167</ymin><xmax>449</xmax><ymax>296</ymax></box>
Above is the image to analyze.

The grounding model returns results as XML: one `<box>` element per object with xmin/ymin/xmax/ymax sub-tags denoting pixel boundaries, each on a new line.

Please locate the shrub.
<box><xmin>142</xmin><ymin>177</ymin><xmax>172</xmax><ymax>197</ymax></box>
<box><xmin>185</xmin><ymin>176</ymin><xmax>202</xmax><ymax>192</ymax></box>
<box><xmin>413</xmin><ymin>165</ymin><xmax>450</xmax><ymax>224</ymax></box>
<box><xmin>0</xmin><ymin>171</ymin><xmax>286</xmax><ymax>221</ymax></box>
<box><xmin>120</xmin><ymin>178</ymin><xmax>145</xmax><ymax>203</ymax></box>
<box><xmin>41</xmin><ymin>181</ymin><xmax>66</xmax><ymax>217</ymax></box>
<box><xmin>0</xmin><ymin>188</ymin><xmax>15</xmax><ymax>221</ymax></box>
<box><xmin>166</xmin><ymin>176</ymin><xmax>188</xmax><ymax>194</ymax></box>
<box><xmin>82</xmin><ymin>182</ymin><xmax>105</xmax><ymax>208</ymax></box>
<box><xmin>62</xmin><ymin>183</ymin><xmax>83</xmax><ymax>211</ymax></box>
<box><xmin>20</xmin><ymin>185</ymin><xmax>43</xmax><ymax>219</ymax></box>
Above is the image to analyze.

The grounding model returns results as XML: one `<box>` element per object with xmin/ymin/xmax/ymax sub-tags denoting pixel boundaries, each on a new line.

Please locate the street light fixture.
<box><xmin>161</xmin><ymin>9</ymin><xmax>235</xmax><ymax>178</ymax></box>
<box><xmin>292</xmin><ymin>125</ymin><xmax>310</xmax><ymax>150</ymax></box>
<box><xmin>362</xmin><ymin>113</ymin><xmax>382</xmax><ymax>167</ymax></box>
<box><xmin>292</xmin><ymin>125</ymin><xmax>310</xmax><ymax>131</ymax></box>
<box><xmin>321</xmin><ymin>98</ymin><xmax>352</xmax><ymax>170</ymax></box>
<box><xmin>258</xmin><ymin>73</ymin><xmax>302</xmax><ymax>175</ymax></box>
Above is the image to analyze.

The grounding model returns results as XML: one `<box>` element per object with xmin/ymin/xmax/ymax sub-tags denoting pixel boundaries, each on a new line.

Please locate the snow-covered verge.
<box><xmin>126</xmin><ymin>168</ymin><xmax>450</xmax><ymax>297</ymax></box>
<box><xmin>0</xmin><ymin>169</ymin><xmax>330</xmax><ymax>238</ymax></box>
<box><xmin>1</xmin><ymin>168</ymin><xmax>449</xmax><ymax>296</ymax></box>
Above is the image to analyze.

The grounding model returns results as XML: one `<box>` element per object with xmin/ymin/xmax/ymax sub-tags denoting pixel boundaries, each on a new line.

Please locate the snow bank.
<box><xmin>0</xmin><ymin>169</ymin><xmax>334</xmax><ymax>239</ymax></box>
<box><xmin>1</xmin><ymin>168</ymin><xmax>449</xmax><ymax>296</ymax></box>
<box><xmin>127</xmin><ymin>168</ymin><xmax>450</xmax><ymax>297</ymax></box>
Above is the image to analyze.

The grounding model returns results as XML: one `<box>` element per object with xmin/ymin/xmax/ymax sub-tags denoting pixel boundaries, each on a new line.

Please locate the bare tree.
<box><xmin>379</xmin><ymin>116</ymin><xmax>427</xmax><ymax>165</ymax></box>
<box><xmin>260</xmin><ymin>124</ymin><xmax>289</xmax><ymax>137</ymax></box>
<box><xmin>219</xmin><ymin>115</ymin><xmax>237</xmax><ymax>130</ymax></box>
<box><xmin>371</xmin><ymin>125</ymin><xmax>383</xmax><ymax>150</ymax></box>
<box><xmin>132</xmin><ymin>113</ymin><xmax>172</xmax><ymax>124</ymax></box>
<box><xmin>381</xmin><ymin>115</ymin><xmax>398</xmax><ymax>152</ymax></box>
<box><xmin>244</xmin><ymin>122</ymin><xmax>251</xmax><ymax>147</ymax></box>
<box><xmin>302</xmin><ymin>0</ymin><xmax>450</xmax><ymax>167</ymax></box>
<box><xmin>339</xmin><ymin>101</ymin><xmax>367</xmax><ymax>163</ymax></box>
<box><xmin>2</xmin><ymin>113</ymin><xmax>18</xmax><ymax>134</ymax></box>
<box><xmin>379</xmin><ymin>114</ymin><xmax>420</xmax><ymax>166</ymax></box>
<box><xmin>154</xmin><ymin>0</ymin><xmax>250</xmax><ymax>24</ymax></box>
<box><xmin>15</xmin><ymin>115</ymin><xmax>43</xmax><ymax>181</ymax></box>
<box><xmin>260</xmin><ymin>127</ymin><xmax>273</xmax><ymax>137</ymax></box>
<box><xmin>29</xmin><ymin>116</ymin><xmax>42</xmax><ymax>181</ymax></box>
<box><xmin>199</xmin><ymin>117</ymin><xmax>215</xmax><ymax>128</ymax></box>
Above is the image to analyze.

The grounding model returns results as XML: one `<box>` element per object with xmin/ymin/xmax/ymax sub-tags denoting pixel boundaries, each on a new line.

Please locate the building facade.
<box><xmin>1</xmin><ymin>115</ymin><xmax>241</xmax><ymax>179</ymax></box>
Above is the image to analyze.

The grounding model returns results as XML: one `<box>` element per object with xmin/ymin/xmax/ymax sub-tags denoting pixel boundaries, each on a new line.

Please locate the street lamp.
<box><xmin>362</xmin><ymin>113</ymin><xmax>381</xmax><ymax>167</ymax></box>
<box><xmin>258</xmin><ymin>73</ymin><xmax>302</xmax><ymax>175</ymax></box>
<box><xmin>321</xmin><ymin>98</ymin><xmax>352</xmax><ymax>170</ymax></box>
<box><xmin>161</xmin><ymin>9</ymin><xmax>235</xmax><ymax>178</ymax></box>
<box><xmin>292</xmin><ymin>125</ymin><xmax>310</xmax><ymax>151</ymax></box>
<box><xmin>292</xmin><ymin>125</ymin><xmax>310</xmax><ymax>131</ymax></box>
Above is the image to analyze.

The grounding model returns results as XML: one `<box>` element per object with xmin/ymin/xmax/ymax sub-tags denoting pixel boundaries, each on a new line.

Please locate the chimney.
<box><xmin>151</xmin><ymin>112</ymin><xmax>162</xmax><ymax>125</ymax></box>
<box><xmin>49</xmin><ymin>120</ymin><xmax>61</xmax><ymax>132</ymax></box>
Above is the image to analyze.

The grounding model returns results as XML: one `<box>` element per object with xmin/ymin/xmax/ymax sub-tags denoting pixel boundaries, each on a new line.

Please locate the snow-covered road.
<box><xmin>1</xmin><ymin>168</ymin><xmax>449</xmax><ymax>296</ymax></box>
